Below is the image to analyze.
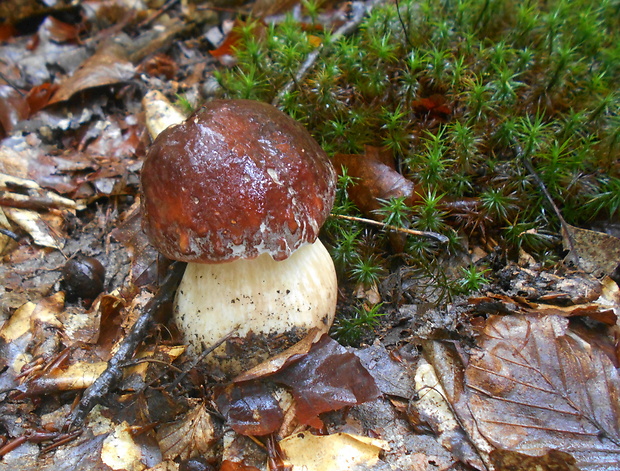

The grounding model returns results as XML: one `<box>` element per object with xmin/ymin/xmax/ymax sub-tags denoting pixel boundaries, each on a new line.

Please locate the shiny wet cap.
<box><xmin>141</xmin><ymin>99</ymin><xmax>336</xmax><ymax>263</ymax></box>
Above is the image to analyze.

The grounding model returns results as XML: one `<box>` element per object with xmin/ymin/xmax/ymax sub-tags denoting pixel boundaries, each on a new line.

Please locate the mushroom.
<box><xmin>140</xmin><ymin>99</ymin><xmax>338</xmax><ymax>374</ymax></box>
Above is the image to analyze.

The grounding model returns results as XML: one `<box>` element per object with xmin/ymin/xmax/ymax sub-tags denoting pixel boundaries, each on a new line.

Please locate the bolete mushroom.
<box><xmin>140</xmin><ymin>99</ymin><xmax>338</xmax><ymax>374</ymax></box>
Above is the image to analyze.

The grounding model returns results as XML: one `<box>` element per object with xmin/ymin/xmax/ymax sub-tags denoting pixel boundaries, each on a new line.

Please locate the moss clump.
<box><xmin>215</xmin><ymin>0</ymin><xmax>619</xmax><ymax>317</ymax></box>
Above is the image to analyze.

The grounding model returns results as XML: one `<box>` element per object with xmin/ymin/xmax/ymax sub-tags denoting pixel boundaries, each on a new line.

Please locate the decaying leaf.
<box><xmin>101</xmin><ymin>421</ymin><xmax>146</xmax><ymax>471</ymax></box>
<box><xmin>2</xmin><ymin>207</ymin><xmax>65</xmax><ymax>249</ymax></box>
<box><xmin>22</xmin><ymin>360</ymin><xmax>108</xmax><ymax>396</ymax></box>
<box><xmin>278</xmin><ymin>431</ymin><xmax>389</xmax><ymax>471</ymax></box>
<box><xmin>490</xmin><ymin>448</ymin><xmax>581</xmax><ymax>471</ymax></box>
<box><xmin>215</xmin><ymin>381</ymin><xmax>284</xmax><ymax>436</ymax></box>
<box><xmin>563</xmin><ymin>224</ymin><xmax>620</xmax><ymax>278</ymax></box>
<box><xmin>272</xmin><ymin>334</ymin><xmax>381</xmax><ymax>428</ymax></box>
<box><xmin>465</xmin><ymin>314</ymin><xmax>620</xmax><ymax>470</ymax></box>
<box><xmin>413</xmin><ymin>357</ymin><xmax>487</xmax><ymax>470</ymax></box>
<box><xmin>333</xmin><ymin>146</ymin><xmax>418</xmax><ymax>219</ymax></box>
<box><xmin>233</xmin><ymin>328</ymin><xmax>324</xmax><ymax>383</ymax></box>
<box><xmin>157</xmin><ymin>402</ymin><xmax>218</xmax><ymax>462</ymax></box>
<box><xmin>49</xmin><ymin>42</ymin><xmax>136</xmax><ymax>105</ymax></box>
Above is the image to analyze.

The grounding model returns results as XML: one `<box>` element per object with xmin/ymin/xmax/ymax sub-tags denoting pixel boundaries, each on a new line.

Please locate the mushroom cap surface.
<box><xmin>141</xmin><ymin>99</ymin><xmax>336</xmax><ymax>263</ymax></box>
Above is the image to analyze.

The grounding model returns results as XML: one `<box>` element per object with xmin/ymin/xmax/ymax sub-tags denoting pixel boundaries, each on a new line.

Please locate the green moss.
<box><xmin>215</xmin><ymin>0</ymin><xmax>619</xmax><ymax>300</ymax></box>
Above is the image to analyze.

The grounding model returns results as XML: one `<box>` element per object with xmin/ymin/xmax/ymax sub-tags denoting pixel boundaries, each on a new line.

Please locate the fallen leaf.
<box><xmin>412</xmin><ymin>94</ymin><xmax>452</xmax><ymax>118</ymax></box>
<box><xmin>465</xmin><ymin>315</ymin><xmax>620</xmax><ymax>470</ymax></box>
<box><xmin>220</xmin><ymin>460</ymin><xmax>261</xmax><ymax>471</ymax></box>
<box><xmin>563</xmin><ymin>224</ymin><xmax>620</xmax><ymax>278</ymax></box>
<box><xmin>278</xmin><ymin>432</ymin><xmax>389</xmax><ymax>471</ymax></box>
<box><xmin>272</xmin><ymin>335</ymin><xmax>381</xmax><ymax>428</ymax></box>
<box><xmin>0</xmin><ymin>85</ymin><xmax>29</xmax><ymax>134</ymax></box>
<box><xmin>100</xmin><ymin>421</ymin><xmax>146</xmax><ymax>471</ymax></box>
<box><xmin>333</xmin><ymin>147</ymin><xmax>418</xmax><ymax>219</ymax></box>
<box><xmin>413</xmin><ymin>356</ymin><xmax>487</xmax><ymax>469</ymax></box>
<box><xmin>157</xmin><ymin>403</ymin><xmax>218</xmax><ymax>462</ymax></box>
<box><xmin>49</xmin><ymin>42</ymin><xmax>135</xmax><ymax>105</ymax></box>
<box><xmin>490</xmin><ymin>448</ymin><xmax>581</xmax><ymax>471</ymax></box>
<box><xmin>142</xmin><ymin>90</ymin><xmax>186</xmax><ymax>140</ymax></box>
<box><xmin>37</xmin><ymin>16</ymin><xmax>82</xmax><ymax>44</ymax></box>
<box><xmin>215</xmin><ymin>381</ymin><xmax>284</xmax><ymax>436</ymax></box>
<box><xmin>3</xmin><ymin>206</ymin><xmax>65</xmax><ymax>249</ymax></box>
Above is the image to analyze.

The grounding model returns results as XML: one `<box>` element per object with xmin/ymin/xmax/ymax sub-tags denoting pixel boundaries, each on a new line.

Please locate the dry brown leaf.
<box><xmin>157</xmin><ymin>403</ymin><xmax>218</xmax><ymax>462</ymax></box>
<box><xmin>3</xmin><ymin>207</ymin><xmax>65</xmax><ymax>249</ymax></box>
<box><xmin>49</xmin><ymin>43</ymin><xmax>135</xmax><ymax>105</ymax></box>
<box><xmin>465</xmin><ymin>315</ymin><xmax>620</xmax><ymax>470</ymax></box>
<box><xmin>564</xmin><ymin>224</ymin><xmax>620</xmax><ymax>278</ymax></box>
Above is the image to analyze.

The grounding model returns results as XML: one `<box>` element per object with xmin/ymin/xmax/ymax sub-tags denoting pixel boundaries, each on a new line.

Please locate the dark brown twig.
<box><xmin>64</xmin><ymin>261</ymin><xmax>186</xmax><ymax>431</ymax></box>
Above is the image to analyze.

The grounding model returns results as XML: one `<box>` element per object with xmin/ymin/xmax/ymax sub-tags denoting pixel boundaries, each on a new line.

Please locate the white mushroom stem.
<box><xmin>173</xmin><ymin>239</ymin><xmax>338</xmax><ymax>372</ymax></box>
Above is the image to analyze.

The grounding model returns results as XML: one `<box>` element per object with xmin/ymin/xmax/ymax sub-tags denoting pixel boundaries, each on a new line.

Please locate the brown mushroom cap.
<box><xmin>141</xmin><ymin>99</ymin><xmax>337</xmax><ymax>263</ymax></box>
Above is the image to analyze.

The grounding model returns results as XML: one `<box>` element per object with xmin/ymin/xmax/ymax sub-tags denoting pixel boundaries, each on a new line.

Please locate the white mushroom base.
<box><xmin>173</xmin><ymin>239</ymin><xmax>338</xmax><ymax>375</ymax></box>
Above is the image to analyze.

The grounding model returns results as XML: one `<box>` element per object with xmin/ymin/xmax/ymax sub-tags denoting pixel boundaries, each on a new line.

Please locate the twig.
<box><xmin>332</xmin><ymin>213</ymin><xmax>449</xmax><ymax>243</ymax></box>
<box><xmin>165</xmin><ymin>330</ymin><xmax>236</xmax><ymax>392</ymax></box>
<box><xmin>517</xmin><ymin>146</ymin><xmax>578</xmax><ymax>261</ymax></box>
<box><xmin>64</xmin><ymin>261</ymin><xmax>186</xmax><ymax>431</ymax></box>
<box><xmin>272</xmin><ymin>0</ymin><xmax>386</xmax><ymax>106</ymax></box>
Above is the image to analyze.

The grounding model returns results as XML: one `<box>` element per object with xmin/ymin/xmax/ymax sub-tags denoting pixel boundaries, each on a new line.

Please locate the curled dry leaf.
<box><xmin>157</xmin><ymin>403</ymin><xmax>218</xmax><ymax>462</ymax></box>
<box><xmin>465</xmin><ymin>314</ymin><xmax>620</xmax><ymax>470</ymax></box>
<box><xmin>563</xmin><ymin>224</ymin><xmax>620</xmax><ymax>278</ymax></box>
<box><xmin>49</xmin><ymin>43</ymin><xmax>136</xmax><ymax>105</ymax></box>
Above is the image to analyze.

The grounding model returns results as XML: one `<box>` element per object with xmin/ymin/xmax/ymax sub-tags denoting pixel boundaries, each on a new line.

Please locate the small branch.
<box><xmin>272</xmin><ymin>0</ymin><xmax>385</xmax><ymax>106</ymax></box>
<box><xmin>332</xmin><ymin>213</ymin><xmax>449</xmax><ymax>243</ymax></box>
<box><xmin>518</xmin><ymin>146</ymin><xmax>578</xmax><ymax>261</ymax></box>
<box><xmin>165</xmin><ymin>330</ymin><xmax>236</xmax><ymax>392</ymax></box>
<box><xmin>64</xmin><ymin>261</ymin><xmax>186</xmax><ymax>431</ymax></box>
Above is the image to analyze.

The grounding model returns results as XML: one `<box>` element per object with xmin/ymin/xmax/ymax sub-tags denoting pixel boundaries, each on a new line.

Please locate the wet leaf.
<box><xmin>272</xmin><ymin>335</ymin><xmax>381</xmax><ymax>428</ymax></box>
<box><xmin>157</xmin><ymin>403</ymin><xmax>218</xmax><ymax>462</ymax></box>
<box><xmin>465</xmin><ymin>315</ymin><xmax>620</xmax><ymax>470</ymax></box>
<box><xmin>219</xmin><ymin>460</ymin><xmax>261</xmax><ymax>471</ymax></box>
<box><xmin>215</xmin><ymin>381</ymin><xmax>284</xmax><ymax>436</ymax></box>
<box><xmin>333</xmin><ymin>146</ymin><xmax>419</xmax><ymax>219</ymax></box>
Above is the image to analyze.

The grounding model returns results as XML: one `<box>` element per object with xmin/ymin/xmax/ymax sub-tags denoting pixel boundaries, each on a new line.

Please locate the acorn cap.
<box><xmin>141</xmin><ymin>99</ymin><xmax>337</xmax><ymax>263</ymax></box>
